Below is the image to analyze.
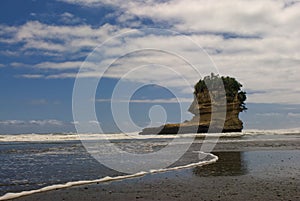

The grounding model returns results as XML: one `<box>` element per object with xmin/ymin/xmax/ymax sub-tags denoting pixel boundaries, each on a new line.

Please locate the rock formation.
<box><xmin>140</xmin><ymin>74</ymin><xmax>247</xmax><ymax>134</ymax></box>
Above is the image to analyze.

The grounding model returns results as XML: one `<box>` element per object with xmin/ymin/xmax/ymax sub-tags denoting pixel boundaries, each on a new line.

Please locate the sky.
<box><xmin>0</xmin><ymin>0</ymin><xmax>300</xmax><ymax>134</ymax></box>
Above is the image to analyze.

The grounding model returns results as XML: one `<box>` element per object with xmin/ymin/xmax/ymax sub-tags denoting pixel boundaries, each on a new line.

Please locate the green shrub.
<box><xmin>194</xmin><ymin>73</ymin><xmax>247</xmax><ymax>111</ymax></box>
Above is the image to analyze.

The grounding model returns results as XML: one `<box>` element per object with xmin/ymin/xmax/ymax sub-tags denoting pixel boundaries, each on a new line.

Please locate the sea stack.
<box><xmin>140</xmin><ymin>74</ymin><xmax>247</xmax><ymax>134</ymax></box>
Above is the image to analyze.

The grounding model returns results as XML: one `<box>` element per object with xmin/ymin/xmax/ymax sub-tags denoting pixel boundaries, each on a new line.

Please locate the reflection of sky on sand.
<box><xmin>193</xmin><ymin>152</ymin><xmax>248</xmax><ymax>176</ymax></box>
<box><xmin>193</xmin><ymin>150</ymin><xmax>300</xmax><ymax>178</ymax></box>
<box><xmin>244</xmin><ymin>150</ymin><xmax>300</xmax><ymax>179</ymax></box>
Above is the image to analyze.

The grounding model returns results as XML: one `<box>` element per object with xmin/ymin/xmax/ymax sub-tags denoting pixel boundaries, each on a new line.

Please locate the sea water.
<box><xmin>0</xmin><ymin>129</ymin><xmax>299</xmax><ymax>200</ymax></box>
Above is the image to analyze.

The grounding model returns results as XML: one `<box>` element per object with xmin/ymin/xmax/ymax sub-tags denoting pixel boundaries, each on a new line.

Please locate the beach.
<box><xmin>2</xmin><ymin>0</ymin><xmax>300</xmax><ymax>200</ymax></box>
<box><xmin>3</xmin><ymin>132</ymin><xmax>299</xmax><ymax>201</ymax></box>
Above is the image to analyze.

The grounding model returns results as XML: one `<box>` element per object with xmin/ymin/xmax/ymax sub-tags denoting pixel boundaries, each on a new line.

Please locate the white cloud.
<box><xmin>88</xmin><ymin>120</ymin><xmax>100</xmax><ymax>125</ymax></box>
<box><xmin>256</xmin><ymin>112</ymin><xmax>282</xmax><ymax>117</ymax></box>
<box><xmin>1</xmin><ymin>1</ymin><xmax>300</xmax><ymax>104</ymax></box>
<box><xmin>57</xmin><ymin>0</ymin><xmax>132</xmax><ymax>7</ymax></box>
<box><xmin>29</xmin><ymin>120</ymin><xmax>64</xmax><ymax>126</ymax></box>
<box><xmin>10</xmin><ymin>62</ymin><xmax>29</xmax><ymax>67</ymax></box>
<box><xmin>34</xmin><ymin>61</ymin><xmax>83</xmax><ymax>70</ymax></box>
<box><xmin>46</xmin><ymin>72</ymin><xmax>81</xmax><ymax>79</ymax></box>
<box><xmin>0</xmin><ymin>24</ymin><xmax>18</xmax><ymax>43</ymax></box>
<box><xmin>0</xmin><ymin>21</ymin><xmax>133</xmax><ymax>54</ymax></box>
<box><xmin>33</xmin><ymin>61</ymin><xmax>104</xmax><ymax>71</ymax></box>
<box><xmin>0</xmin><ymin>120</ymin><xmax>25</xmax><ymax>125</ymax></box>
<box><xmin>10</xmin><ymin>25</ymin><xmax>299</xmax><ymax>104</ymax></box>
<box><xmin>59</xmin><ymin>0</ymin><xmax>300</xmax><ymax>37</ymax></box>
<box><xmin>71</xmin><ymin>121</ymin><xmax>79</xmax><ymax>125</ymax></box>
<box><xmin>61</xmin><ymin>12</ymin><xmax>73</xmax><ymax>18</ymax></box>
<box><xmin>0</xmin><ymin>119</ymin><xmax>64</xmax><ymax>126</ymax></box>
<box><xmin>59</xmin><ymin>12</ymin><xmax>85</xmax><ymax>24</ymax></box>
<box><xmin>96</xmin><ymin>97</ymin><xmax>193</xmax><ymax>103</ymax></box>
<box><xmin>18</xmin><ymin>74</ymin><xmax>44</xmax><ymax>79</ymax></box>
<box><xmin>0</xmin><ymin>50</ymin><xmax>19</xmax><ymax>56</ymax></box>
<box><xmin>257</xmin><ymin>112</ymin><xmax>300</xmax><ymax>118</ymax></box>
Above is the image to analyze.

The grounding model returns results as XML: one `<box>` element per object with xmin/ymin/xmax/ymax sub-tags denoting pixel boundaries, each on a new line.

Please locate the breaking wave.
<box><xmin>0</xmin><ymin>128</ymin><xmax>299</xmax><ymax>142</ymax></box>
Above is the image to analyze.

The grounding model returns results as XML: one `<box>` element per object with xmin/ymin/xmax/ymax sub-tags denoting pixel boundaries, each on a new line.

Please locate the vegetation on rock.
<box><xmin>140</xmin><ymin>74</ymin><xmax>247</xmax><ymax>134</ymax></box>
<box><xmin>193</xmin><ymin>73</ymin><xmax>247</xmax><ymax>111</ymax></box>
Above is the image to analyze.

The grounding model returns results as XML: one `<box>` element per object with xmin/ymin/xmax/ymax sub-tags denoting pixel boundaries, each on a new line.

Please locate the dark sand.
<box><xmin>9</xmin><ymin>134</ymin><xmax>300</xmax><ymax>201</ymax></box>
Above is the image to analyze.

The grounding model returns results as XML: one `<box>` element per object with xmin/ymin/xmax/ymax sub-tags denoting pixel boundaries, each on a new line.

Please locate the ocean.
<box><xmin>0</xmin><ymin>129</ymin><xmax>299</xmax><ymax>200</ymax></box>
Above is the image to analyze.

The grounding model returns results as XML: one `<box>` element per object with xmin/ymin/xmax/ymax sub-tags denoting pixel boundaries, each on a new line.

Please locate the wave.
<box><xmin>242</xmin><ymin>128</ymin><xmax>300</xmax><ymax>135</ymax></box>
<box><xmin>0</xmin><ymin>152</ymin><xmax>218</xmax><ymax>200</ymax></box>
<box><xmin>0</xmin><ymin>133</ymin><xmax>79</xmax><ymax>142</ymax></box>
<box><xmin>0</xmin><ymin>128</ymin><xmax>299</xmax><ymax>142</ymax></box>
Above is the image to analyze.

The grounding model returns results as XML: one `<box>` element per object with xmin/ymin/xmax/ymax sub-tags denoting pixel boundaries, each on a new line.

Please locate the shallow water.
<box><xmin>193</xmin><ymin>150</ymin><xmax>300</xmax><ymax>177</ymax></box>
<box><xmin>0</xmin><ymin>141</ymin><xmax>123</xmax><ymax>196</ymax></box>
<box><xmin>0</xmin><ymin>139</ymin><xmax>213</xmax><ymax>197</ymax></box>
<box><xmin>0</xmin><ymin>130</ymin><xmax>299</xmax><ymax>198</ymax></box>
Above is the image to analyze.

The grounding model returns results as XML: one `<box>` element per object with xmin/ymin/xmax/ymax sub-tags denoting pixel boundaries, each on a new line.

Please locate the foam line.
<box><xmin>1</xmin><ymin>129</ymin><xmax>300</xmax><ymax>142</ymax></box>
<box><xmin>0</xmin><ymin>152</ymin><xmax>218</xmax><ymax>200</ymax></box>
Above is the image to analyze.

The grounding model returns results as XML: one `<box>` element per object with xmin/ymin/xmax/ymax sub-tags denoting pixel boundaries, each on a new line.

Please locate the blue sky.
<box><xmin>0</xmin><ymin>0</ymin><xmax>300</xmax><ymax>133</ymax></box>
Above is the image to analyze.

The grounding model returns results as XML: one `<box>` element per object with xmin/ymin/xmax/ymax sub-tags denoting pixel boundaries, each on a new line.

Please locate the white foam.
<box><xmin>0</xmin><ymin>133</ymin><xmax>79</xmax><ymax>142</ymax></box>
<box><xmin>0</xmin><ymin>132</ymin><xmax>244</xmax><ymax>142</ymax></box>
<box><xmin>149</xmin><ymin>152</ymin><xmax>218</xmax><ymax>173</ymax></box>
<box><xmin>0</xmin><ymin>152</ymin><xmax>218</xmax><ymax>201</ymax></box>
<box><xmin>0</xmin><ymin>128</ymin><xmax>299</xmax><ymax>142</ymax></box>
<box><xmin>215</xmin><ymin>137</ymin><xmax>300</xmax><ymax>144</ymax></box>
<box><xmin>242</xmin><ymin>128</ymin><xmax>300</xmax><ymax>135</ymax></box>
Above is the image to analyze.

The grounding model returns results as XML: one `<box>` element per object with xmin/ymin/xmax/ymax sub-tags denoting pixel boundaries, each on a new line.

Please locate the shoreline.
<box><xmin>10</xmin><ymin>149</ymin><xmax>300</xmax><ymax>201</ymax></box>
<box><xmin>4</xmin><ymin>134</ymin><xmax>300</xmax><ymax>201</ymax></box>
<box><xmin>0</xmin><ymin>153</ymin><xmax>218</xmax><ymax>201</ymax></box>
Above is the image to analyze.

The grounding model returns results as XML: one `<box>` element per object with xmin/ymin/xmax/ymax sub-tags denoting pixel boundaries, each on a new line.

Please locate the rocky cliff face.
<box><xmin>140</xmin><ymin>75</ymin><xmax>246</xmax><ymax>134</ymax></box>
<box><xmin>187</xmin><ymin>88</ymin><xmax>243</xmax><ymax>131</ymax></box>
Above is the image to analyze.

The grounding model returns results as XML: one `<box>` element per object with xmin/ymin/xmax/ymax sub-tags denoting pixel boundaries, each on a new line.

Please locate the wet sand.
<box><xmin>9</xmin><ymin>134</ymin><xmax>300</xmax><ymax>201</ymax></box>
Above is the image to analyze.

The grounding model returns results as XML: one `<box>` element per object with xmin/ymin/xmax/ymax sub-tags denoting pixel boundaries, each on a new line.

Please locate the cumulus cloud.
<box><xmin>96</xmin><ymin>97</ymin><xmax>193</xmax><ymax>103</ymax></box>
<box><xmin>0</xmin><ymin>21</ymin><xmax>133</xmax><ymax>54</ymax></box>
<box><xmin>58</xmin><ymin>0</ymin><xmax>300</xmax><ymax>36</ymax></box>
<box><xmin>128</xmin><ymin>1</ymin><xmax>297</xmax><ymax>35</ymax></box>
<box><xmin>0</xmin><ymin>0</ymin><xmax>300</xmax><ymax>104</ymax></box>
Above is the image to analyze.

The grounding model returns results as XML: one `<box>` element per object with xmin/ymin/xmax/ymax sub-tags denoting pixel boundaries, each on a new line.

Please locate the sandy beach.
<box><xmin>7</xmin><ymin>134</ymin><xmax>300</xmax><ymax>201</ymax></box>
<box><xmin>2</xmin><ymin>0</ymin><xmax>300</xmax><ymax>200</ymax></box>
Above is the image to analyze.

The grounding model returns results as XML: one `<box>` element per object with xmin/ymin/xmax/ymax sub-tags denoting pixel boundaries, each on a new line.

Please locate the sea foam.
<box><xmin>0</xmin><ymin>152</ymin><xmax>218</xmax><ymax>200</ymax></box>
<box><xmin>0</xmin><ymin>128</ymin><xmax>299</xmax><ymax>142</ymax></box>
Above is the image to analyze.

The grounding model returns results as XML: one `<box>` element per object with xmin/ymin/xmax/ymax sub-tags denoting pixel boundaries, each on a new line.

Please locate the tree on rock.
<box><xmin>191</xmin><ymin>73</ymin><xmax>247</xmax><ymax>113</ymax></box>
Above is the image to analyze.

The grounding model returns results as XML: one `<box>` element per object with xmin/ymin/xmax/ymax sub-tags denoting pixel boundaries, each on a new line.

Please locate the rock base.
<box><xmin>139</xmin><ymin>124</ymin><xmax>242</xmax><ymax>135</ymax></box>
